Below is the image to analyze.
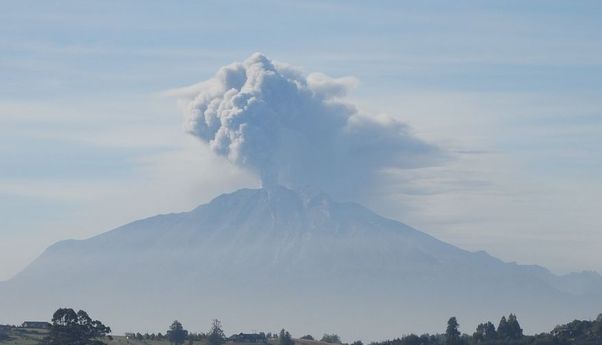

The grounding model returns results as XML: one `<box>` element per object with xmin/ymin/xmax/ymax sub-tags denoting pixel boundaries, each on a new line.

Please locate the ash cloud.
<box><xmin>177</xmin><ymin>53</ymin><xmax>444</xmax><ymax>198</ymax></box>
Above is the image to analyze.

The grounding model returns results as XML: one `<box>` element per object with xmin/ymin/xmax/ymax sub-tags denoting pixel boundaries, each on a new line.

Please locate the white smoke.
<box><xmin>177</xmin><ymin>53</ymin><xmax>444</xmax><ymax>198</ymax></box>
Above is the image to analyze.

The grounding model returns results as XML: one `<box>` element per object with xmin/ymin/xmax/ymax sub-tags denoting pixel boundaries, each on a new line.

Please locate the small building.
<box><xmin>229</xmin><ymin>333</ymin><xmax>268</xmax><ymax>343</ymax></box>
<box><xmin>21</xmin><ymin>321</ymin><xmax>51</xmax><ymax>329</ymax></box>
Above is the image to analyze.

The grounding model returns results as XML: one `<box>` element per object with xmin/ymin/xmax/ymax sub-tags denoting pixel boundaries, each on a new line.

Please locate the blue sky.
<box><xmin>1</xmin><ymin>0</ymin><xmax>602</xmax><ymax>280</ymax></box>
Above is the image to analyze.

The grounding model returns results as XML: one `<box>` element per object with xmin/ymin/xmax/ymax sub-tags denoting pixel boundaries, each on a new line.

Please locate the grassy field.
<box><xmin>0</xmin><ymin>328</ymin><xmax>180</xmax><ymax>345</ymax></box>
<box><xmin>0</xmin><ymin>328</ymin><xmax>49</xmax><ymax>345</ymax></box>
<box><xmin>0</xmin><ymin>328</ymin><xmax>324</xmax><ymax>345</ymax></box>
<box><xmin>105</xmin><ymin>336</ymin><xmax>193</xmax><ymax>345</ymax></box>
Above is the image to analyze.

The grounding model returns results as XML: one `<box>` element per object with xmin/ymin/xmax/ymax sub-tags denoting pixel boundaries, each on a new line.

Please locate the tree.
<box><xmin>207</xmin><ymin>319</ymin><xmax>226</xmax><ymax>345</ymax></box>
<box><xmin>497</xmin><ymin>316</ymin><xmax>509</xmax><ymax>339</ymax></box>
<box><xmin>445</xmin><ymin>317</ymin><xmax>461</xmax><ymax>345</ymax></box>
<box><xmin>507</xmin><ymin>314</ymin><xmax>523</xmax><ymax>339</ymax></box>
<box><xmin>167</xmin><ymin>320</ymin><xmax>189</xmax><ymax>345</ymax></box>
<box><xmin>0</xmin><ymin>328</ymin><xmax>9</xmax><ymax>342</ymax></box>
<box><xmin>595</xmin><ymin>314</ymin><xmax>602</xmax><ymax>337</ymax></box>
<box><xmin>497</xmin><ymin>314</ymin><xmax>522</xmax><ymax>340</ymax></box>
<box><xmin>300</xmin><ymin>335</ymin><xmax>314</xmax><ymax>340</ymax></box>
<box><xmin>401</xmin><ymin>334</ymin><xmax>421</xmax><ymax>345</ymax></box>
<box><xmin>45</xmin><ymin>308</ymin><xmax>111</xmax><ymax>345</ymax></box>
<box><xmin>473</xmin><ymin>322</ymin><xmax>496</xmax><ymax>342</ymax></box>
<box><xmin>320</xmin><ymin>334</ymin><xmax>341</xmax><ymax>344</ymax></box>
<box><xmin>419</xmin><ymin>334</ymin><xmax>438</xmax><ymax>345</ymax></box>
<box><xmin>280</xmin><ymin>329</ymin><xmax>294</xmax><ymax>345</ymax></box>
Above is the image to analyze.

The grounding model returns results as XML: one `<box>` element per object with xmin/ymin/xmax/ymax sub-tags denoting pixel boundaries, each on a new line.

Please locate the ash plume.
<box><xmin>177</xmin><ymin>53</ymin><xmax>444</xmax><ymax>198</ymax></box>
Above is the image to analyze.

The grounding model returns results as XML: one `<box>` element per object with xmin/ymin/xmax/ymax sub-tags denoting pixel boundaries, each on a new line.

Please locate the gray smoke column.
<box><xmin>179</xmin><ymin>53</ymin><xmax>443</xmax><ymax>197</ymax></box>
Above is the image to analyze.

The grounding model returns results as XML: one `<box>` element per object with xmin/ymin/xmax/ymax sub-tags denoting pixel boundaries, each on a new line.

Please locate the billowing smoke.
<box><xmin>178</xmin><ymin>53</ymin><xmax>443</xmax><ymax>198</ymax></box>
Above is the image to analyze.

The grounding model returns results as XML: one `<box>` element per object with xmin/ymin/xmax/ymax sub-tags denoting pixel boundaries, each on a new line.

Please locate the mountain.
<box><xmin>1</xmin><ymin>186</ymin><xmax>601</xmax><ymax>340</ymax></box>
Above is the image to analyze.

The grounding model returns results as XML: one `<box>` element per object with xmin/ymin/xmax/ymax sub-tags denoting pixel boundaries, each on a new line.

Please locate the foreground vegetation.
<box><xmin>1</xmin><ymin>308</ymin><xmax>601</xmax><ymax>345</ymax></box>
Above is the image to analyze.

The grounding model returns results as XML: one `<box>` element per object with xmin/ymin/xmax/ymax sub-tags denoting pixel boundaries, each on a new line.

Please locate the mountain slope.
<box><xmin>1</xmin><ymin>186</ymin><xmax>601</xmax><ymax>339</ymax></box>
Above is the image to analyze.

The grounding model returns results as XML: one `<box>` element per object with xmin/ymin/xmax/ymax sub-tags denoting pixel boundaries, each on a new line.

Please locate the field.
<box><xmin>0</xmin><ymin>328</ymin><xmax>186</xmax><ymax>345</ymax></box>
<box><xmin>0</xmin><ymin>328</ymin><xmax>49</xmax><ymax>345</ymax></box>
<box><xmin>0</xmin><ymin>328</ymin><xmax>323</xmax><ymax>345</ymax></box>
<box><xmin>0</xmin><ymin>328</ymin><xmax>171</xmax><ymax>345</ymax></box>
<box><xmin>105</xmin><ymin>336</ymin><xmax>200</xmax><ymax>345</ymax></box>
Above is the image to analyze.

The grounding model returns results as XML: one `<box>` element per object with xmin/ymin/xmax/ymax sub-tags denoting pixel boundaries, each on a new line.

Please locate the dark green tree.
<box><xmin>496</xmin><ymin>314</ymin><xmax>523</xmax><ymax>340</ymax></box>
<box><xmin>419</xmin><ymin>334</ymin><xmax>438</xmax><ymax>345</ymax></box>
<box><xmin>401</xmin><ymin>334</ymin><xmax>421</xmax><ymax>345</ymax></box>
<box><xmin>445</xmin><ymin>317</ymin><xmax>461</xmax><ymax>345</ymax></box>
<box><xmin>167</xmin><ymin>320</ymin><xmax>189</xmax><ymax>345</ymax></box>
<box><xmin>207</xmin><ymin>319</ymin><xmax>226</xmax><ymax>345</ymax></box>
<box><xmin>320</xmin><ymin>333</ymin><xmax>341</xmax><ymax>344</ymax></box>
<box><xmin>0</xmin><ymin>328</ymin><xmax>9</xmax><ymax>341</ymax></box>
<box><xmin>280</xmin><ymin>329</ymin><xmax>294</xmax><ymax>345</ymax></box>
<box><xmin>507</xmin><ymin>314</ymin><xmax>523</xmax><ymax>339</ymax></box>
<box><xmin>497</xmin><ymin>316</ymin><xmax>510</xmax><ymax>339</ymax></box>
<box><xmin>45</xmin><ymin>308</ymin><xmax>111</xmax><ymax>345</ymax></box>
<box><xmin>473</xmin><ymin>321</ymin><xmax>496</xmax><ymax>342</ymax></box>
<box><xmin>595</xmin><ymin>314</ymin><xmax>602</xmax><ymax>337</ymax></box>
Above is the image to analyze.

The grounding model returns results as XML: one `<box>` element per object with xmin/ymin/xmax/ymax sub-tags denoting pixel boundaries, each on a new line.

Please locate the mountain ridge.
<box><xmin>1</xmin><ymin>186</ymin><xmax>601</xmax><ymax>338</ymax></box>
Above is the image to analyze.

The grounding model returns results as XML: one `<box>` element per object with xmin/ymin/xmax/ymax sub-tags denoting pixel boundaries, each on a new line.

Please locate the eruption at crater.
<box><xmin>2</xmin><ymin>53</ymin><xmax>602</xmax><ymax>340</ymax></box>
<box><xmin>177</xmin><ymin>53</ymin><xmax>444</xmax><ymax>198</ymax></box>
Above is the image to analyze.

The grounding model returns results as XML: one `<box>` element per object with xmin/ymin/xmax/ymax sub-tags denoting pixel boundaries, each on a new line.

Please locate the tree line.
<box><xmin>370</xmin><ymin>314</ymin><xmax>602</xmax><ymax>345</ymax></box>
<box><xmin>4</xmin><ymin>308</ymin><xmax>601</xmax><ymax>345</ymax></box>
<box><xmin>32</xmin><ymin>309</ymin><xmax>227</xmax><ymax>345</ymax></box>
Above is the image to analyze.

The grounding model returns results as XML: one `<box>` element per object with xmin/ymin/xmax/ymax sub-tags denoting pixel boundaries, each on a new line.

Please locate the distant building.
<box><xmin>21</xmin><ymin>321</ymin><xmax>51</xmax><ymax>329</ymax></box>
<box><xmin>229</xmin><ymin>333</ymin><xmax>268</xmax><ymax>343</ymax></box>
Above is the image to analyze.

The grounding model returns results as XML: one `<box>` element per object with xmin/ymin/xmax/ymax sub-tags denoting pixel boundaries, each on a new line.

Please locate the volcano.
<box><xmin>1</xmin><ymin>186</ymin><xmax>601</xmax><ymax>339</ymax></box>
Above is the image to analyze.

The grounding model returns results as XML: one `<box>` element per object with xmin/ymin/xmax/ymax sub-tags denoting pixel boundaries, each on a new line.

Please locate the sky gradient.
<box><xmin>1</xmin><ymin>0</ymin><xmax>602</xmax><ymax>281</ymax></box>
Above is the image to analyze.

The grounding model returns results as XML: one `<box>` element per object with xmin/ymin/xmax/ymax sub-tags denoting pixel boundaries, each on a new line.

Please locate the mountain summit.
<box><xmin>1</xmin><ymin>186</ymin><xmax>601</xmax><ymax>339</ymax></box>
